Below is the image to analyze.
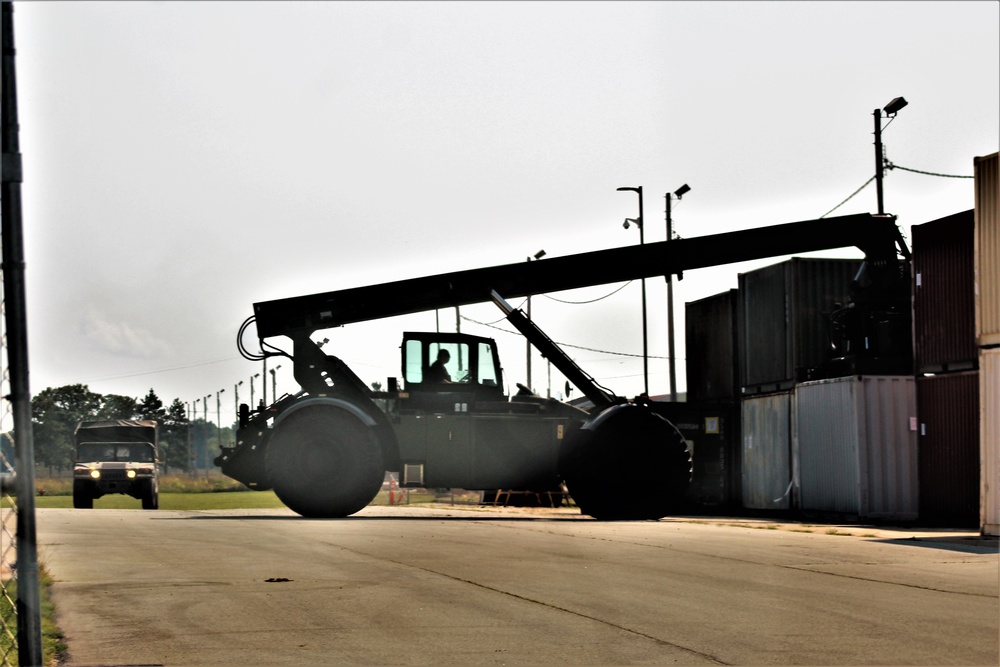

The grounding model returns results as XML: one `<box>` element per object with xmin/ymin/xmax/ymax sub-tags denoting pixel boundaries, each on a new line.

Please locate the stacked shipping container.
<box><xmin>679</xmin><ymin>291</ymin><xmax>741</xmax><ymax>508</ymax></box>
<box><xmin>796</xmin><ymin>376</ymin><xmax>918</xmax><ymax>520</ymax></box>
<box><xmin>738</xmin><ymin>258</ymin><xmax>862</xmax><ymax>394</ymax></box>
<box><xmin>975</xmin><ymin>152</ymin><xmax>999</xmax><ymax>536</ymax></box>
<box><xmin>911</xmin><ymin>210</ymin><xmax>980</xmax><ymax>526</ymax></box>
<box><xmin>683</xmin><ymin>159</ymin><xmax>997</xmax><ymax>525</ymax></box>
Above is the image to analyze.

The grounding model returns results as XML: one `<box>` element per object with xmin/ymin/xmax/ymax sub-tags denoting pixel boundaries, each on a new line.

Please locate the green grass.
<box><xmin>0</xmin><ymin>567</ymin><xmax>67</xmax><ymax>666</ymax></box>
<box><xmin>33</xmin><ymin>490</ymin><xmax>288</xmax><ymax>511</ymax></box>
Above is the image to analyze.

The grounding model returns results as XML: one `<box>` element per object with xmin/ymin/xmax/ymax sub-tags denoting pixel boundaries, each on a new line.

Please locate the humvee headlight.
<box><xmin>89</xmin><ymin>470</ymin><xmax>101</xmax><ymax>479</ymax></box>
<box><xmin>126</xmin><ymin>470</ymin><xmax>137</xmax><ymax>479</ymax></box>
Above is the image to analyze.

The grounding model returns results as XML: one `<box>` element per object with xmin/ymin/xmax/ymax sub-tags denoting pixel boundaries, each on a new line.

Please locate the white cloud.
<box><xmin>80</xmin><ymin>307</ymin><xmax>172</xmax><ymax>361</ymax></box>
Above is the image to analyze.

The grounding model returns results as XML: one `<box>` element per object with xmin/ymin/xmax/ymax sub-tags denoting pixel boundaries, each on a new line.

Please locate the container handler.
<box><xmin>217</xmin><ymin>213</ymin><xmax>910</xmax><ymax>520</ymax></box>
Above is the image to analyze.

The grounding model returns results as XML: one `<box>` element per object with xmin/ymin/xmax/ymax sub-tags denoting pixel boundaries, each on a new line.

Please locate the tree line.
<box><xmin>25</xmin><ymin>384</ymin><xmax>231</xmax><ymax>474</ymax></box>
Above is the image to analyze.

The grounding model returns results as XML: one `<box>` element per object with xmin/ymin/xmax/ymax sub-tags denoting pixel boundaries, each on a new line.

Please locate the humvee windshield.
<box><xmin>77</xmin><ymin>443</ymin><xmax>155</xmax><ymax>463</ymax></box>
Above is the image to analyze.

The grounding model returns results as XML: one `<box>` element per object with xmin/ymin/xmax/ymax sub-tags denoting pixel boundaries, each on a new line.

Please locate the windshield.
<box><xmin>77</xmin><ymin>442</ymin><xmax>155</xmax><ymax>463</ymax></box>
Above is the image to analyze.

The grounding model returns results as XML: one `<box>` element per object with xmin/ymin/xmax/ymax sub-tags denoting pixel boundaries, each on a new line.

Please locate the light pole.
<box><xmin>234</xmin><ymin>380</ymin><xmax>243</xmax><ymax>424</ymax></box>
<box><xmin>664</xmin><ymin>183</ymin><xmax>690</xmax><ymax>403</ymax></box>
<box><xmin>526</xmin><ymin>249</ymin><xmax>546</xmax><ymax>393</ymax></box>
<box><xmin>270</xmin><ymin>364</ymin><xmax>282</xmax><ymax>402</ymax></box>
<box><xmin>250</xmin><ymin>373</ymin><xmax>260</xmax><ymax>410</ymax></box>
<box><xmin>618</xmin><ymin>186</ymin><xmax>648</xmax><ymax>397</ymax></box>
<box><xmin>874</xmin><ymin>96</ymin><xmax>907</xmax><ymax>215</ymax></box>
<box><xmin>216</xmin><ymin>389</ymin><xmax>225</xmax><ymax>455</ymax></box>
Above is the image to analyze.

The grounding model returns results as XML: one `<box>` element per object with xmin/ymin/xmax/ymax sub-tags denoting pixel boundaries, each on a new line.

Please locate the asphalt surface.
<box><xmin>34</xmin><ymin>505</ymin><xmax>999</xmax><ymax>666</ymax></box>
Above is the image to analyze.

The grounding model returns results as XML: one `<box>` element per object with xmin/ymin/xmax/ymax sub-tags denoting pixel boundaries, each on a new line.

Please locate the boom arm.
<box><xmin>253</xmin><ymin>213</ymin><xmax>907</xmax><ymax>340</ymax></box>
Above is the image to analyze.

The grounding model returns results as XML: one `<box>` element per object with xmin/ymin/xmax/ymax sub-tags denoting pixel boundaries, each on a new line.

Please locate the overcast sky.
<box><xmin>7</xmin><ymin>1</ymin><xmax>999</xmax><ymax>422</ymax></box>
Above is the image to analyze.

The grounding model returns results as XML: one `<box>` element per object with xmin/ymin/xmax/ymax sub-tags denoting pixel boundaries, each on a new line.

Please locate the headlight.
<box><xmin>126</xmin><ymin>469</ymin><xmax>137</xmax><ymax>479</ymax></box>
<box><xmin>89</xmin><ymin>470</ymin><xmax>101</xmax><ymax>479</ymax></box>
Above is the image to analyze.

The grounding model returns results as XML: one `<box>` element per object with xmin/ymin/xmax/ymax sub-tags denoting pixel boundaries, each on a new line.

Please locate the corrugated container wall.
<box><xmin>912</xmin><ymin>210</ymin><xmax>977</xmax><ymax>373</ymax></box>
<box><xmin>741</xmin><ymin>392</ymin><xmax>794</xmax><ymax>511</ymax></box>
<box><xmin>916</xmin><ymin>372</ymin><xmax>979</xmax><ymax>526</ymax></box>
<box><xmin>981</xmin><ymin>348</ymin><xmax>1000</xmax><ymax>536</ymax></box>
<box><xmin>975</xmin><ymin>152</ymin><xmax>999</xmax><ymax>346</ymax></box>
<box><xmin>685</xmin><ymin>290</ymin><xmax>740</xmax><ymax>401</ymax></box>
<box><xmin>795</xmin><ymin>376</ymin><xmax>918</xmax><ymax>521</ymax></box>
<box><xmin>651</xmin><ymin>401</ymin><xmax>740</xmax><ymax>508</ymax></box>
<box><xmin>738</xmin><ymin>258</ymin><xmax>861</xmax><ymax>394</ymax></box>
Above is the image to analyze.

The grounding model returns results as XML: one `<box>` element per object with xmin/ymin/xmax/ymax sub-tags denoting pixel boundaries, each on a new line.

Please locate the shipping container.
<box><xmin>738</xmin><ymin>258</ymin><xmax>861</xmax><ymax>394</ymax></box>
<box><xmin>912</xmin><ymin>210</ymin><xmax>977</xmax><ymax>373</ymax></box>
<box><xmin>685</xmin><ymin>290</ymin><xmax>740</xmax><ymax>401</ymax></box>
<box><xmin>981</xmin><ymin>348</ymin><xmax>1000</xmax><ymax>536</ymax></box>
<box><xmin>741</xmin><ymin>391</ymin><xmax>794</xmax><ymax>511</ymax></box>
<box><xmin>651</xmin><ymin>400</ymin><xmax>740</xmax><ymax>508</ymax></box>
<box><xmin>975</xmin><ymin>152</ymin><xmax>999</xmax><ymax>346</ymax></box>
<box><xmin>795</xmin><ymin>376</ymin><xmax>918</xmax><ymax>521</ymax></box>
<box><xmin>916</xmin><ymin>372</ymin><xmax>979</xmax><ymax>526</ymax></box>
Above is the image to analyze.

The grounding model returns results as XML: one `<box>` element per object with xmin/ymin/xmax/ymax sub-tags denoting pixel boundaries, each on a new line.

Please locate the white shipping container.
<box><xmin>795</xmin><ymin>376</ymin><xmax>918</xmax><ymax>520</ymax></box>
<box><xmin>741</xmin><ymin>392</ymin><xmax>794</xmax><ymax>511</ymax></box>
<box><xmin>981</xmin><ymin>348</ymin><xmax>1000</xmax><ymax>536</ymax></box>
<box><xmin>975</xmin><ymin>152</ymin><xmax>999</xmax><ymax>346</ymax></box>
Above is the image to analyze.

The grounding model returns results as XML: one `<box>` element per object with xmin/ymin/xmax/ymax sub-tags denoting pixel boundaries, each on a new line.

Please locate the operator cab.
<box><xmin>401</xmin><ymin>332</ymin><xmax>505</xmax><ymax>403</ymax></box>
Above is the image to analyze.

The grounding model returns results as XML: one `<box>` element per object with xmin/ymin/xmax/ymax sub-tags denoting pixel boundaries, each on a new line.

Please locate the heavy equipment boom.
<box><xmin>252</xmin><ymin>213</ymin><xmax>907</xmax><ymax>339</ymax></box>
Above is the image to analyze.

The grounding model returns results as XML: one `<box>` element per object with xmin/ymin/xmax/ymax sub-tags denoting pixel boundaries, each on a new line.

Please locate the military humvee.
<box><xmin>72</xmin><ymin>420</ymin><xmax>160</xmax><ymax>510</ymax></box>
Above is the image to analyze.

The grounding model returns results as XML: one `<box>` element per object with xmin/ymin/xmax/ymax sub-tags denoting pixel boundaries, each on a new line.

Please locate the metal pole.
<box><xmin>874</xmin><ymin>108</ymin><xmax>884</xmax><ymax>215</ymax></box>
<box><xmin>526</xmin><ymin>290</ymin><xmax>531</xmax><ymax>392</ymax></box>
<box><xmin>617</xmin><ymin>186</ymin><xmax>648</xmax><ymax>397</ymax></box>
<box><xmin>270</xmin><ymin>365</ymin><xmax>280</xmax><ymax>403</ymax></box>
<box><xmin>216</xmin><ymin>389</ymin><xmax>224</xmax><ymax>455</ymax></box>
<box><xmin>262</xmin><ymin>356</ymin><xmax>267</xmax><ymax>407</ymax></box>
<box><xmin>638</xmin><ymin>187</ymin><xmax>648</xmax><ymax>397</ymax></box>
<box><xmin>234</xmin><ymin>381</ymin><xmax>242</xmax><ymax>425</ymax></box>
<box><xmin>2</xmin><ymin>4</ymin><xmax>43</xmax><ymax>663</ymax></box>
<box><xmin>665</xmin><ymin>193</ymin><xmax>677</xmax><ymax>402</ymax></box>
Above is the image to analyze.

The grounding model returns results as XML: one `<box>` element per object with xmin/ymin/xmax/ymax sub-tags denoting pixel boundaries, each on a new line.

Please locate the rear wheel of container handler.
<box><xmin>72</xmin><ymin>480</ymin><xmax>93</xmax><ymax>509</ymax></box>
<box><xmin>266</xmin><ymin>405</ymin><xmax>384</xmax><ymax>518</ymax></box>
<box><xmin>559</xmin><ymin>405</ymin><xmax>690</xmax><ymax>520</ymax></box>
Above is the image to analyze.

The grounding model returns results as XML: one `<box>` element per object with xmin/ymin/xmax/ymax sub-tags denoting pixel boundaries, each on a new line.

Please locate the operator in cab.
<box><xmin>426</xmin><ymin>349</ymin><xmax>453</xmax><ymax>383</ymax></box>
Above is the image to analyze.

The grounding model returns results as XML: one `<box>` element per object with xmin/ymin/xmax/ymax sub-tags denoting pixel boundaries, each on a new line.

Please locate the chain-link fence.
<box><xmin>2</xmin><ymin>2</ymin><xmax>43</xmax><ymax>664</ymax></box>
<box><xmin>1</xmin><ymin>299</ymin><xmax>19</xmax><ymax>666</ymax></box>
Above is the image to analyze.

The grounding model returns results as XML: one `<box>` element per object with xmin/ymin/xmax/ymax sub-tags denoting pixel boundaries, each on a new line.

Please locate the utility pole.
<box><xmin>618</xmin><ymin>186</ymin><xmax>648</xmax><ymax>397</ymax></box>
<box><xmin>664</xmin><ymin>184</ymin><xmax>690</xmax><ymax>403</ymax></box>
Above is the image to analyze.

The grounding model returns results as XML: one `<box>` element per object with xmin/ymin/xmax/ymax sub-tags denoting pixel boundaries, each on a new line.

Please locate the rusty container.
<box><xmin>912</xmin><ymin>210</ymin><xmax>977</xmax><ymax>373</ymax></box>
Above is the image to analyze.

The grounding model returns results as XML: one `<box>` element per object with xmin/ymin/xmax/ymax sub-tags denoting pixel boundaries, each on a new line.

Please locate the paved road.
<box><xmin>35</xmin><ymin>505</ymin><xmax>998</xmax><ymax>666</ymax></box>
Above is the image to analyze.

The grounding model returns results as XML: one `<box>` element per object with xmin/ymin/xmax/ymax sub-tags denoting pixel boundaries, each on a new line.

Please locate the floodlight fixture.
<box><xmin>883</xmin><ymin>96</ymin><xmax>908</xmax><ymax>116</ymax></box>
<box><xmin>674</xmin><ymin>183</ymin><xmax>691</xmax><ymax>199</ymax></box>
<box><xmin>533</xmin><ymin>249</ymin><xmax>546</xmax><ymax>260</ymax></box>
<box><xmin>874</xmin><ymin>95</ymin><xmax>908</xmax><ymax>214</ymax></box>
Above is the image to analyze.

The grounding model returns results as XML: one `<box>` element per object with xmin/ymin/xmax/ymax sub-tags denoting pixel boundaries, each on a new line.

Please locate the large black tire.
<box><xmin>72</xmin><ymin>480</ymin><xmax>93</xmax><ymax>509</ymax></box>
<box><xmin>141</xmin><ymin>479</ymin><xmax>159</xmax><ymax>510</ymax></box>
<box><xmin>559</xmin><ymin>405</ymin><xmax>691</xmax><ymax>520</ymax></box>
<box><xmin>265</xmin><ymin>405</ymin><xmax>385</xmax><ymax>518</ymax></box>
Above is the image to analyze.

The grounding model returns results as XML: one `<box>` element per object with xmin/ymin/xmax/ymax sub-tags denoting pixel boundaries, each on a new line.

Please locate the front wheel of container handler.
<box><xmin>559</xmin><ymin>404</ymin><xmax>691</xmax><ymax>520</ymax></box>
<box><xmin>266</xmin><ymin>405</ymin><xmax>384</xmax><ymax>518</ymax></box>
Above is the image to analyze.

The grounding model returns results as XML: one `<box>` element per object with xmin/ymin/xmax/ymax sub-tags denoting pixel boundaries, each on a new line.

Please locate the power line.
<box><xmin>820</xmin><ymin>160</ymin><xmax>974</xmax><ymax>219</ymax></box>
<box><xmin>81</xmin><ymin>356</ymin><xmax>240</xmax><ymax>383</ymax></box>
<box><xmin>541</xmin><ymin>281</ymin><xmax>633</xmax><ymax>304</ymax></box>
<box><xmin>886</xmin><ymin>161</ymin><xmax>974</xmax><ymax>179</ymax></box>
<box><xmin>460</xmin><ymin>313</ymin><xmax>669</xmax><ymax>359</ymax></box>
<box><xmin>820</xmin><ymin>175</ymin><xmax>875</xmax><ymax>219</ymax></box>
